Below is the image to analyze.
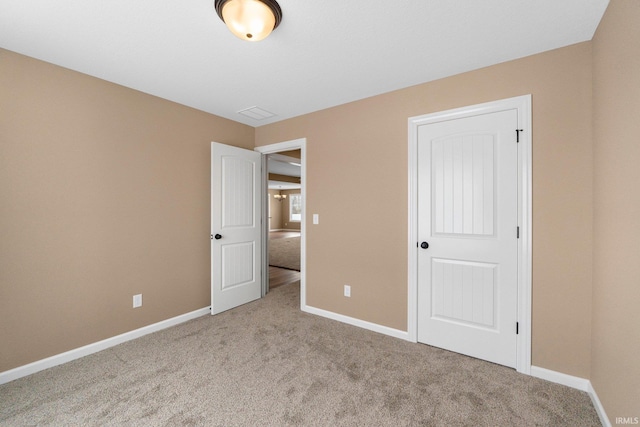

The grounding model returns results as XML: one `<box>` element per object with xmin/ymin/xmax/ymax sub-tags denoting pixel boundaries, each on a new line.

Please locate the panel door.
<box><xmin>211</xmin><ymin>142</ymin><xmax>262</xmax><ymax>314</ymax></box>
<box><xmin>417</xmin><ymin>110</ymin><xmax>518</xmax><ymax>368</ymax></box>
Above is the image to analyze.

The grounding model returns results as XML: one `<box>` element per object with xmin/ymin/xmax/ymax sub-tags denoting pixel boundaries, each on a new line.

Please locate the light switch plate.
<box><xmin>133</xmin><ymin>294</ymin><xmax>142</xmax><ymax>308</ymax></box>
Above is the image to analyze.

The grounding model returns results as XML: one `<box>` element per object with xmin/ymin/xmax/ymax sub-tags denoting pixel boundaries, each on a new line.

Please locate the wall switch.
<box><xmin>133</xmin><ymin>294</ymin><xmax>142</xmax><ymax>308</ymax></box>
<box><xmin>344</xmin><ymin>285</ymin><xmax>351</xmax><ymax>297</ymax></box>
<box><xmin>313</xmin><ymin>214</ymin><xmax>319</xmax><ymax>225</ymax></box>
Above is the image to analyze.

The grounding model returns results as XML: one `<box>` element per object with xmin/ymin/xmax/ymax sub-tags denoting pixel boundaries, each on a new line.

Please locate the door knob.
<box><xmin>420</xmin><ymin>241</ymin><xmax>429</xmax><ymax>249</ymax></box>
<box><xmin>214</xmin><ymin>234</ymin><xmax>222</xmax><ymax>240</ymax></box>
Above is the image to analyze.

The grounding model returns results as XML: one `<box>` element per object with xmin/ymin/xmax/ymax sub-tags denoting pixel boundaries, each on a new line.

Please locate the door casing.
<box><xmin>408</xmin><ymin>95</ymin><xmax>532</xmax><ymax>374</ymax></box>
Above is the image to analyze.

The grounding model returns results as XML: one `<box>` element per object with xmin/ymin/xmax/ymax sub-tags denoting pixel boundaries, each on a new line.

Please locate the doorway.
<box><xmin>408</xmin><ymin>96</ymin><xmax>532</xmax><ymax>374</ymax></box>
<box><xmin>266</xmin><ymin>151</ymin><xmax>302</xmax><ymax>290</ymax></box>
<box><xmin>255</xmin><ymin>139</ymin><xmax>306</xmax><ymax>306</ymax></box>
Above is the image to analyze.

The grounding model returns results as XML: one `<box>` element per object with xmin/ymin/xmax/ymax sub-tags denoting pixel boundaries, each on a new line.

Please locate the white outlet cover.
<box><xmin>313</xmin><ymin>214</ymin><xmax>319</xmax><ymax>225</ymax></box>
<box><xmin>344</xmin><ymin>285</ymin><xmax>351</xmax><ymax>297</ymax></box>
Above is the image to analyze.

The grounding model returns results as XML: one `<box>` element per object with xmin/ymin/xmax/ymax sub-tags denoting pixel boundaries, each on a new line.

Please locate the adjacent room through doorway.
<box><xmin>267</xmin><ymin>150</ymin><xmax>302</xmax><ymax>290</ymax></box>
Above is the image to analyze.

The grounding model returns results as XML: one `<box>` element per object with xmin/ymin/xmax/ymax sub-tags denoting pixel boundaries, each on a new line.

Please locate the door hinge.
<box><xmin>210</xmin><ymin>234</ymin><xmax>213</xmax><ymax>240</ymax></box>
<box><xmin>516</xmin><ymin>322</ymin><xmax>519</xmax><ymax>335</ymax></box>
<box><xmin>517</xmin><ymin>226</ymin><xmax>520</xmax><ymax>239</ymax></box>
<box><xmin>516</xmin><ymin>129</ymin><xmax>523</xmax><ymax>143</ymax></box>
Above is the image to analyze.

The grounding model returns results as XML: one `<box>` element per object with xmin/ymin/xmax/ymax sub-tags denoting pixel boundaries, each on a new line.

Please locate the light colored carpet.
<box><xmin>0</xmin><ymin>282</ymin><xmax>600</xmax><ymax>426</ymax></box>
<box><xmin>269</xmin><ymin>236</ymin><xmax>300</xmax><ymax>271</ymax></box>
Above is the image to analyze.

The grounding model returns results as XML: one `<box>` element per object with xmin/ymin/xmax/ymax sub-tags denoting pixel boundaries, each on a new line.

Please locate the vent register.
<box><xmin>238</xmin><ymin>106</ymin><xmax>276</xmax><ymax>121</ymax></box>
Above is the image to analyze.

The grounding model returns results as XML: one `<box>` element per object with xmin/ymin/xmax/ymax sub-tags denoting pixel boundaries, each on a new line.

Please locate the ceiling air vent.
<box><xmin>237</xmin><ymin>106</ymin><xmax>276</xmax><ymax>121</ymax></box>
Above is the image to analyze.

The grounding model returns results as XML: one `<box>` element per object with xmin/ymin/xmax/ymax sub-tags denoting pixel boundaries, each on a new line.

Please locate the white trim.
<box><xmin>0</xmin><ymin>307</ymin><xmax>210</xmax><ymax>385</ymax></box>
<box><xmin>255</xmin><ymin>138</ymin><xmax>307</xmax><ymax>308</ymax></box>
<box><xmin>302</xmin><ymin>305</ymin><xmax>412</xmax><ymax>341</ymax></box>
<box><xmin>516</xmin><ymin>95</ymin><xmax>533</xmax><ymax>375</ymax></box>
<box><xmin>531</xmin><ymin>366</ymin><xmax>610</xmax><ymax>427</ymax></box>
<box><xmin>260</xmin><ymin>152</ymin><xmax>269</xmax><ymax>295</ymax></box>
<box><xmin>588</xmin><ymin>381</ymin><xmax>612</xmax><ymax>427</ymax></box>
<box><xmin>407</xmin><ymin>95</ymin><xmax>533</xmax><ymax>374</ymax></box>
<box><xmin>408</xmin><ymin>112</ymin><xmax>419</xmax><ymax>342</ymax></box>
<box><xmin>530</xmin><ymin>365</ymin><xmax>590</xmax><ymax>391</ymax></box>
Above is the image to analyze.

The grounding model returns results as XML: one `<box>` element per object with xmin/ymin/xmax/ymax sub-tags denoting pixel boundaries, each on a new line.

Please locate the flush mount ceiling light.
<box><xmin>214</xmin><ymin>0</ymin><xmax>282</xmax><ymax>42</ymax></box>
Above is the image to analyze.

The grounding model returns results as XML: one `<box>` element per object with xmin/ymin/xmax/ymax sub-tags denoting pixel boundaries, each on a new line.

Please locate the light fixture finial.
<box><xmin>214</xmin><ymin>0</ymin><xmax>282</xmax><ymax>42</ymax></box>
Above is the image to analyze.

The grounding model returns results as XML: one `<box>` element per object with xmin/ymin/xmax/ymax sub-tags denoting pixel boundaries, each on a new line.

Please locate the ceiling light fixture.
<box><xmin>214</xmin><ymin>0</ymin><xmax>282</xmax><ymax>42</ymax></box>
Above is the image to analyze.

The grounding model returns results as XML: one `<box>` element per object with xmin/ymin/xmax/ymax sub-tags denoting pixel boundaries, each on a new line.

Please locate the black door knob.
<box><xmin>420</xmin><ymin>242</ymin><xmax>429</xmax><ymax>249</ymax></box>
<box><xmin>214</xmin><ymin>234</ymin><xmax>222</xmax><ymax>240</ymax></box>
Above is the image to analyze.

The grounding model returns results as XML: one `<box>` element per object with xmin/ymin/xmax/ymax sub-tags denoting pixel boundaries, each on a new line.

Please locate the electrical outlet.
<box><xmin>133</xmin><ymin>294</ymin><xmax>142</xmax><ymax>308</ymax></box>
<box><xmin>344</xmin><ymin>285</ymin><xmax>351</xmax><ymax>297</ymax></box>
<box><xmin>313</xmin><ymin>214</ymin><xmax>319</xmax><ymax>225</ymax></box>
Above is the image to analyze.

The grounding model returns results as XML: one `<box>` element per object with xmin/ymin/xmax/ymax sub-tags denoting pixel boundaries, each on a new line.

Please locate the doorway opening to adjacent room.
<box><xmin>255</xmin><ymin>139</ymin><xmax>306</xmax><ymax>305</ymax></box>
<box><xmin>210</xmin><ymin>138</ymin><xmax>306</xmax><ymax>314</ymax></box>
<box><xmin>265</xmin><ymin>152</ymin><xmax>301</xmax><ymax>290</ymax></box>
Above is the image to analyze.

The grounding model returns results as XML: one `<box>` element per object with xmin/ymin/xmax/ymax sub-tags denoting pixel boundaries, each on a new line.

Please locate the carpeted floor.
<box><xmin>269</xmin><ymin>236</ymin><xmax>300</xmax><ymax>271</ymax></box>
<box><xmin>0</xmin><ymin>282</ymin><xmax>600</xmax><ymax>426</ymax></box>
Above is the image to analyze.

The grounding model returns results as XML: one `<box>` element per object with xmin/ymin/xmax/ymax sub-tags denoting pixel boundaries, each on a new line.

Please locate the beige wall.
<box><xmin>256</xmin><ymin>42</ymin><xmax>594</xmax><ymax>378</ymax></box>
<box><xmin>278</xmin><ymin>149</ymin><xmax>301</xmax><ymax>159</ymax></box>
<box><xmin>592</xmin><ymin>0</ymin><xmax>640</xmax><ymax>418</ymax></box>
<box><xmin>268</xmin><ymin>173</ymin><xmax>300</xmax><ymax>184</ymax></box>
<box><xmin>268</xmin><ymin>189</ymin><xmax>283</xmax><ymax>230</ymax></box>
<box><xmin>0</xmin><ymin>49</ymin><xmax>254</xmax><ymax>371</ymax></box>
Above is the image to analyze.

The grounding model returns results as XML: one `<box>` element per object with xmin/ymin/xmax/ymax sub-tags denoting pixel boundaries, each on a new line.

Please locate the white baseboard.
<box><xmin>587</xmin><ymin>381</ymin><xmax>612</xmax><ymax>427</ymax></box>
<box><xmin>0</xmin><ymin>305</ymin><xmax>612</xmax><ymax>427</ymax></box>
<box><xmin>530</xmin><ymin>365</ymin><xmax>590</xmax><ymax>391</ymax></box>
<box><xmin>301</xmin><ymin>304</ymin><xmax>411</xmax><ymax>341</ymax></box>
<box><xmin>0</xmin><ymin>307</ymin><xmax>210</xmax><ymax>385</ymax></box>
<box><xmin>531</xmin><ymin>366</ymin><xmax>610</xmax><ymax>427</ymax></box>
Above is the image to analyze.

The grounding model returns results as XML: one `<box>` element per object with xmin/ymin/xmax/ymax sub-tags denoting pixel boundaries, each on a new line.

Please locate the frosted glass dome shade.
<box><xmin>217</xmin><ymin>0</ymin><xmax>282</xmax><ymax>42</ymax></box>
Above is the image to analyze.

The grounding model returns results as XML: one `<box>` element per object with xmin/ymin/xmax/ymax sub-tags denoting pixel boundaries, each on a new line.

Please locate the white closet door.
<box><xmin>417</xmin><ymin>109</ymin><xmax>518</xmax><ymax>368</ymax></box>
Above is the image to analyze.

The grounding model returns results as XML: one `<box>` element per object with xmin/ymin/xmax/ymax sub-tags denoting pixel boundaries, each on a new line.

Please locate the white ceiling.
<box><xmin>268</xmin><ymin>153</ymin><xmax>300</xmax><ymax>190</ymax></box>
<box><xmin>0</xmin><ymin>0</ymin><xmax>609</xmax><ymax>127</ymax></box>
<box><xmin>268</xmin><ymin>154</ymin><xmax>301</xmax><ymax>177</ymax></box>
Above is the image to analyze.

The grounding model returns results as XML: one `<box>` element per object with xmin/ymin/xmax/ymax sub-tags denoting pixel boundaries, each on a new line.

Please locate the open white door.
<box><xmin>211</xmin><ymin>142</ymin><xmax>262</xmax><ymax>314</ymax></box>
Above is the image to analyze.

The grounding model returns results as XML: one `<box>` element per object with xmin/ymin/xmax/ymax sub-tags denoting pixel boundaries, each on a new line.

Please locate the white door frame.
<box><xmin>408</xmin><ymin>95</ymin><xmax>532</xmax><ymax>374</ymax></box>
<box><xmin>255</xmin><ymin>138</ymin><xmax>306</xmax><ymax>306</ymax></box>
